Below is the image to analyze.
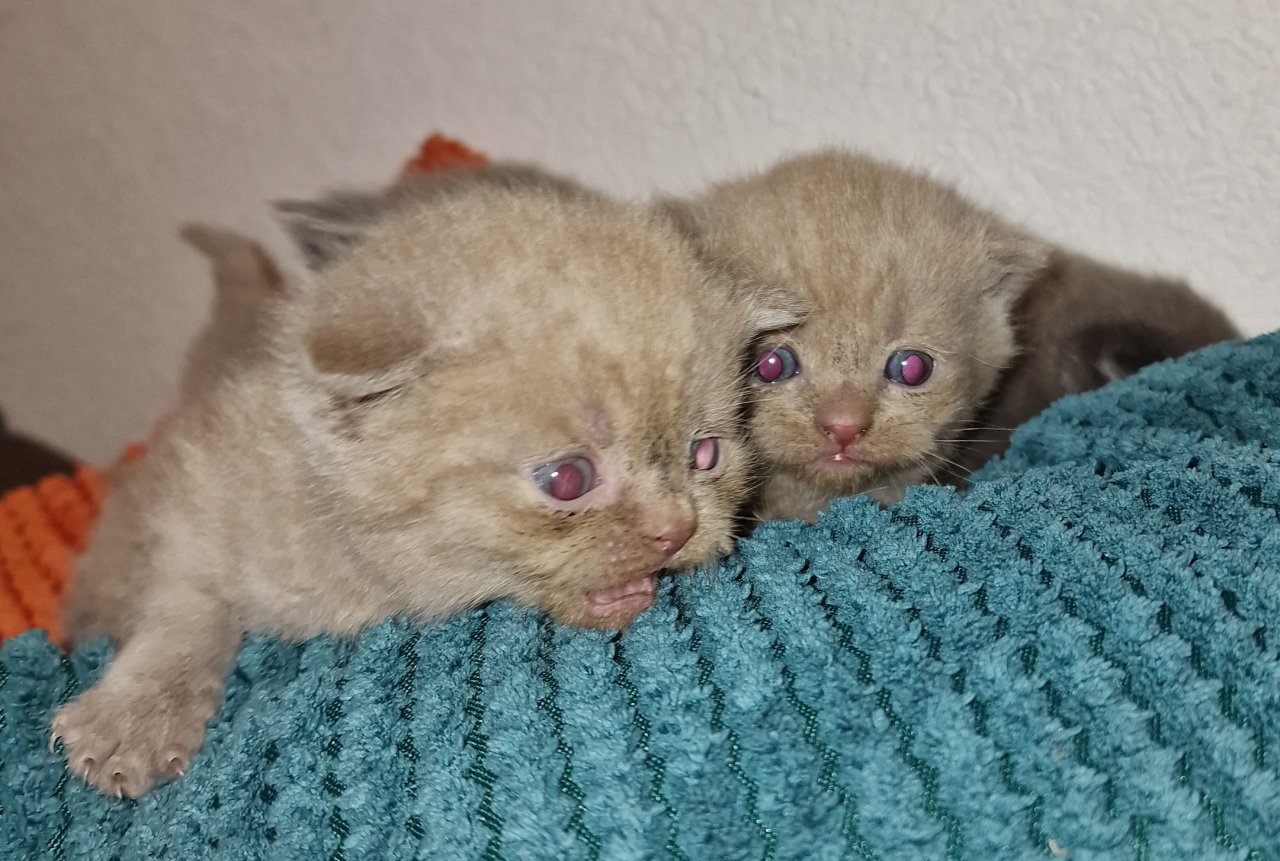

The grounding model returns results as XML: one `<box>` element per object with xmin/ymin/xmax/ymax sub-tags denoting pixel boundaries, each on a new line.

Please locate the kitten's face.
<box><xmin>685</xmin><ymin>152</ymin><xmax>1046</xmax><ymax>503</ymax></box>
<box><xmin>286</xmin><ymin>188</ymin><xmax>799</xmax><ymax>628</ymax></box>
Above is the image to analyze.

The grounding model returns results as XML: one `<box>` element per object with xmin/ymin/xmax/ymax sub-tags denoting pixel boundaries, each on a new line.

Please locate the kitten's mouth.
<box><xmin>584</xmin><ymin>575</ymin><xmax>658</xmax><ymax>620</ymax></box>
<box><xmin>811</xmin><ymin>449</ymin><xmax>864</xmax><ymax>470</ymax></box>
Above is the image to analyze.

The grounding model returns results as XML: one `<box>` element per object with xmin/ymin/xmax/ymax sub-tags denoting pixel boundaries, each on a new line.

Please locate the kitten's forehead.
<box><xmin>329</xmin><ymin>189</ymin><xmax>737</xmax><ymax>341</ymax></box>
<box><xmin>714</xmin><ymin>156</ymin><xmax>993</xmax><ymax>289</ymax></box>
<box><xmin>324</xmin><ymin>186</ymin><xmax>751</xmax><ymax>453</ymax></box>
<box><xmin>700</xmin><ymin>152</ymin><xmax>1013</xmax><ymax>363</ymax></box>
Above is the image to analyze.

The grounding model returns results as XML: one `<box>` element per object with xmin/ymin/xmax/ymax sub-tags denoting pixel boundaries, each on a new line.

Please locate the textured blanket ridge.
<box><xmin>2</xmin><ymin>331</ymin><xmax>1278</xmax><ymax>860</ymax></box>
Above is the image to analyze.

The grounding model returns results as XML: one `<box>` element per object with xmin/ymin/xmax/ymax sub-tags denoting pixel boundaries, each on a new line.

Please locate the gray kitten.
<box><xmin>954</xmin><ymin>249</ymin><xmax>1239</xmax><ymax>474</ymax></box>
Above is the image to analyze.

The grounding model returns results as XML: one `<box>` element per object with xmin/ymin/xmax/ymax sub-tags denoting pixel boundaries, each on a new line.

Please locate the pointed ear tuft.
<box><xmin>180</xmin><ymin>223</ymin><xmax>287</xmax><ymax>295</ymax></box>
<box><xmin>273</xmin><ymin>192</ymin><xmax>388</xmax><ymax>271</ymax></box>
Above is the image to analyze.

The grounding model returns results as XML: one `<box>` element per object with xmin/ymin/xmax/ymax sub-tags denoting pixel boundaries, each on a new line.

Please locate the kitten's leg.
<box><xmin>51</xmin><ymin>592</ymin><xmax>241</xmax><ymax>798</ymax></box>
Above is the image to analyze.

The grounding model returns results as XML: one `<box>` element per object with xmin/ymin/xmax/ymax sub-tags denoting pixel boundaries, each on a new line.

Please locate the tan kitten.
<box><xmin>54</xmin><ymin>183</ymin><xmax>803</xmax><ymax>798</ymax></box>
<box><xmin>669</xmin><ymin>151</ymin><xmax>1048</xmax><ymax>520</ymax></box>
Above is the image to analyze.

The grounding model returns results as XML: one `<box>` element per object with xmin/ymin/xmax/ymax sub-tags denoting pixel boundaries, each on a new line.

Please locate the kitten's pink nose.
<box><xmin>817</xmin><ymin>400</ymin><xmax>871</xmax><ymax>448</ymax></box>
<box><xmin>649</xmin><ymin>516</ymin><xmax>695</xmax><ymax>557</ymax></box>
<box><xmin>823</xmin><ymin>423</ymin><xmax>866</xmax><ymax>447</ymax></box>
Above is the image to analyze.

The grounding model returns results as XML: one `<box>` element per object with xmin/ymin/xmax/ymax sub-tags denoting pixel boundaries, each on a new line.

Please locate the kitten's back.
<box><xmin>964</xmin><ymin>250</ymin><xmax>1239</xmax><ymax>470</ymax></box>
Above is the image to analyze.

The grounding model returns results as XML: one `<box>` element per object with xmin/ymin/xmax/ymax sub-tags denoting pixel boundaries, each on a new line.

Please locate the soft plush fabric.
<box><xmin>2</xmin><ymin>329</ymin><xmax>1277</xmax><ymax>859</ymax></box>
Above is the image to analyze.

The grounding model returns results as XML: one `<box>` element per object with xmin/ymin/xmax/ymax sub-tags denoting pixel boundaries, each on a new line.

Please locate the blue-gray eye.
<box><xmin>755</xmin><ymin>346</ymin><xmax>800</xmax><ymax>383</ymax></box>
<box><xmin>885</xmin><ymin>350</ymin><xmax>934</xmax><ymax>386</ymax></box>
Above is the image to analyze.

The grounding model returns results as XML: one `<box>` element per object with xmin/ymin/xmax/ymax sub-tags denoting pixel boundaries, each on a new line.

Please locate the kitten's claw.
<box><xmin>81</xmin><ymin>757</ymin><xmax>97</xmax><ymax>784</ymax></box>
<box><xmin>51</xmin><ymin>683</ymin><xmax>213</xmax><ymax>798</ymax></box>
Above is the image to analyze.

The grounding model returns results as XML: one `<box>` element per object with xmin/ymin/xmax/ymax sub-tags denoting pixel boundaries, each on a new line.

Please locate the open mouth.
<box><xmin>584</xmin><ymin>575</ymin><xmax>658</xmax><ymax>620</ymax></box>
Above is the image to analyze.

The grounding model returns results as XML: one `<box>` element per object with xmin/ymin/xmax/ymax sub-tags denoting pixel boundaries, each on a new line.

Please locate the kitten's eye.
<box><xmin>691</xmin><ymin>437</ymin><xmax>720</xmax><ymax>471</ymax></box>
<box><xmin>884</xmin><ymin>350</ymin><xmax>934</xmax><ymax>386</ymax></box>
<box><xmin>533</xmin><ymin>456</ymin><xmax>596</xmax><ymax>501</ymax></box>
<box><xmin>755</xmin><ymin>346</ymin><xmax>800</xmax><ymax>383</ymax></box>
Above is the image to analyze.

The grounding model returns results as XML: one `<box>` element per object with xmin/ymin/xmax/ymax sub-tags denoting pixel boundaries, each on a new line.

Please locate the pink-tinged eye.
<box><xmin>885</xmin><ymin>350</ymin><xmax>934</xmax><ymax>386</ymax></box>
<box><xmin>691</xmin><ymin>437</ymin><xmax>720</xmax><ymax>471</ymax></box>
<box><xmin>533</xmin><ymin>456</ymin><xmax>596</xmax><ymax>501</ymax></box>
<box><xmin>755</xmin><ymin>346</ymin><xmax>800</xmax><ymax>383</ymax></box>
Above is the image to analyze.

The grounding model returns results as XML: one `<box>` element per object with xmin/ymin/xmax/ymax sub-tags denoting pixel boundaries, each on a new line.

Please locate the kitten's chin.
<box><xmin>583</xmin><ymin>575</ymin><xmax>658</xmax><ymax>625</ymax></box>
<box><xmin>540</xmin><ymin>573</ymin><xmax>661</xmax><ymax>631</ymax></box>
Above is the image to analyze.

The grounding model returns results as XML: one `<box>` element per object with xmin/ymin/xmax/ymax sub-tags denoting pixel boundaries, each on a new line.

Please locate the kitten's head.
<box><xmin>277</xmin><ymin>184</ymin><xmax>802</xmax><ymax>629</ymax></box>
<box><xmin>677</xmin><ymin>151</ymin><xmax>1047</xmax><ymax>499</ymax></box>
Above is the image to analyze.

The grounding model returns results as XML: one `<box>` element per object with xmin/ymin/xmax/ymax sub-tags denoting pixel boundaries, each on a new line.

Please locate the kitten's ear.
<box><xmin>654</xmin><ymin>197</ymin><xmax>711</xmax><ymax>251</ymax></box>
<box><xmin>180</xmin><ymin>224</ymin><xmax>289</xmax><ymax>296</ymax></box>
<box><xmin>273</xmin><ymin>192</ymin><xmax>388</xmax><ymax>271</ymax></box>
<box><xmin>655</xmin><ymin>199</ymin><xmax>809</xmax><ymax>332</ymax></box>
<box><xmin>986</xmin><ymin>224</ymin><xmax>1051</xmax><ymax>298</ymax></box>
<box><xmin>739</xmin><ymin>276</ymin><xmax>810</xmax><ymax>334</ymax></box>
<box><xmin>300</xmin><ymin>282</ymin><xmax>431</xmax><ymax>398</ymax></box>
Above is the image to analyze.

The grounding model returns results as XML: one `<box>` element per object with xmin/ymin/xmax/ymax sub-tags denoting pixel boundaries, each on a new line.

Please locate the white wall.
<box><xmin>2</xmin><ymin>0</ymin><xmax>1277</xmax><ymax>464</ymax></box>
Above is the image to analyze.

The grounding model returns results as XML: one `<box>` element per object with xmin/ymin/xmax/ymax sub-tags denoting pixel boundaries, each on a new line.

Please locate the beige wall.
<box><xmin>2</xmin><ymin>0</ymin><xmax>1277</xmax><ymax>463</ymax></box>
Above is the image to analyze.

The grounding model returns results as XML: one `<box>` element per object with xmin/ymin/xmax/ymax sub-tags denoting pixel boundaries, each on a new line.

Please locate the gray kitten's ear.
<box><xmin>273</xmin><ymin>192</ymin><xmax>388</xmax><ymax>271</ymax></box>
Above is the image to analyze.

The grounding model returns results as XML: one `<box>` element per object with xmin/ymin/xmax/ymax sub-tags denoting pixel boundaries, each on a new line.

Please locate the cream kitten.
<box><xmin>53</xmin><ymin>182</ymin><xmax>802</xmax><ymax>798</ymax></box>
<box><xmin>669</xmin><ymin>151</ymin><xmax>1048</xmax><ymax>520</ymax></box>
<box><xmin>671</xmin><ymin>151</ymin><xmax>1238</xmax><ymax>521</ymax></box>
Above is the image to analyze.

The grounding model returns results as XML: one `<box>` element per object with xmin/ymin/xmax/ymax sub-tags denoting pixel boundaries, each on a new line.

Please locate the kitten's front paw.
<box><xmin>51</xmin><ymin>683</ymin><xmax>215</xmax><ymax>798</ymax></box>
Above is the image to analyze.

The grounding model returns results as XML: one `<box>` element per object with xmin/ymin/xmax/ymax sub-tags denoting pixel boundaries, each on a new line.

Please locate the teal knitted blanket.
<box><xmin>3</xmin><ymin>332</ymin><xmax>1278</xmax><ymax>860</ymax></box>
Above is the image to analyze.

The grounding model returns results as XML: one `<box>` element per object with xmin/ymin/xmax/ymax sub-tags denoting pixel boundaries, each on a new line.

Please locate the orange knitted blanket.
<box><xmin>0</xmin><ymin>134</ymin><xmax>486</xmax><ymax>642</ymax></box>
